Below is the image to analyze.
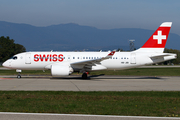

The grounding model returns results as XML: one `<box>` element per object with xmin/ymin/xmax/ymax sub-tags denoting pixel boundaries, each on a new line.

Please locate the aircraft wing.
<box><xmin>71</xmin><ymin>51</ymin><xmax>115</xmax><ymax>70</ymax></box>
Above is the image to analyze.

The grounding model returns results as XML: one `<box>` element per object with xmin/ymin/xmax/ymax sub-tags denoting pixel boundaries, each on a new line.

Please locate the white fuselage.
<box><xmin>3</xmin><ymin>51</ymin><xmax>176</xmax><ymax>72</ymax></box>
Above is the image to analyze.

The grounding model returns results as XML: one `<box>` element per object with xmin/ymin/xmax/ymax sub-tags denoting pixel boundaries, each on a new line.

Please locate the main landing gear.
<box><xmin>82</xmin><ymin>72</ymin><xmax>89</xmax><ymax>79</ymax></box>
<box><xmin>16</xmin><ymin>69</ymin><xmax>22</xmax><ymax>79</ymax></box>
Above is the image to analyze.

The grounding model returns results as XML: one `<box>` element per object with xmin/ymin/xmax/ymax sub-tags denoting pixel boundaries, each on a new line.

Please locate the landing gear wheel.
<box><xmin>17</xmin><ymin>75</ymin><xmax>21</xmax><ymax>79</ymax></box>
<box><xmin>16</xmin><ymin>70</ymin><xmax>22</xmax><ymax>79</ymax></box>
<box><xmin>82</xmin><ymin>73</ymin><xmax>88</xmax><ymax>79</ymax></box>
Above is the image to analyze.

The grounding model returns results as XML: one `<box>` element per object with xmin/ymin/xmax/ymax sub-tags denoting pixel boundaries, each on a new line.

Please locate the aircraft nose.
<box><xmin>2</xmin><ymin>61</ymin><xmax>9</xmax><ymax>67</ymax></box>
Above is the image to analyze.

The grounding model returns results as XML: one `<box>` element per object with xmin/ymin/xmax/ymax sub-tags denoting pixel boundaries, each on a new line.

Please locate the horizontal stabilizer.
<box><xmin>150</xmin><ymin>53</ymin><xmax>176</xmax><ymax>59</ymax></box>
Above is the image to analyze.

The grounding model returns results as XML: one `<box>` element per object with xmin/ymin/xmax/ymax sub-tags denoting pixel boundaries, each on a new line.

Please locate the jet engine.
<box><xmin>51</xmin><ymin>64</ymin><xmax>73</xmax><ymax>76</ymax></box>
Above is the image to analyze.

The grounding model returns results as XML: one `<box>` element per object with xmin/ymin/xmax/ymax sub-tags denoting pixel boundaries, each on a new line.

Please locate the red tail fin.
<box><xmin>142</xmin><ymin>22</ymin><xmax>172</xmax><ymax>48</ymax></box>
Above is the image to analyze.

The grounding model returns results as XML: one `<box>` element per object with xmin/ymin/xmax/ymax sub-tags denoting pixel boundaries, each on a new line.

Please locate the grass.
<box><xmin>0</xmin><ymin>91</ymin><xmax>180</xmax><ymax>117</ymax></box>
<box><xmin>1</xmin><ymin>68</ymin><xmax>180</xmax><ymax>76</ymax></box>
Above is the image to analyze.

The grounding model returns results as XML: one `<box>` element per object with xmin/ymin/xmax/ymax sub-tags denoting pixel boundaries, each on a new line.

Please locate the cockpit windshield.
<box><xmin>10</xmin><ymin>56</ymin><xmax>18</xmax><ymax>60</ymax></box>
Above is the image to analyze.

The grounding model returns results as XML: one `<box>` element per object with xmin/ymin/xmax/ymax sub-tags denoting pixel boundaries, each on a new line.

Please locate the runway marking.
<box><xmin>0</xmin><ymin>112</ymin><xmax>179</xmax><ymax>119</ymax></box>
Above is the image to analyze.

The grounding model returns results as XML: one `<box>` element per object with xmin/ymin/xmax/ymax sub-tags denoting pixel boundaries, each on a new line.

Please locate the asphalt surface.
<box><xmin>0</xmin><ymin>75</ymin><xmax>180</xmax><ymax>91</ymax></box>
<box><xmin>0</xmin><ymin>112</ymin><xmax>180</xmax><ymax>120</ymax></box>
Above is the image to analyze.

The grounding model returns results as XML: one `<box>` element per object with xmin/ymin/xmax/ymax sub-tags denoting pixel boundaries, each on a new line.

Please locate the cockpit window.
<box><xmin>12</xmin><ymin>56</ymin><xmax>17</xmax><ymax>60</ymax></box>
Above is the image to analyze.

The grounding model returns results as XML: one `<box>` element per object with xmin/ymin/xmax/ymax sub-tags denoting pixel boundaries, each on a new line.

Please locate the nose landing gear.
<box><xmin>17</xmin><ymin>74</ymin><xmax>21</xmax><ymax>78</ymax></box>
<box><xmin>16</xmin><ymin>69</ymin><xmax>22</xmax><ymax>79</ymax></box>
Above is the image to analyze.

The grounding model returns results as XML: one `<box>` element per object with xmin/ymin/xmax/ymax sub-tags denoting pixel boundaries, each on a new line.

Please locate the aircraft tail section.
<box><xmin>135</xmin><ymin>22</ymin><xmax>172</xmax><ymax>53</ymax></box>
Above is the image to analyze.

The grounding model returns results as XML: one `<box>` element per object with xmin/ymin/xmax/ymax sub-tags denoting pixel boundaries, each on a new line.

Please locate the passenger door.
<box><xmin>25</xmin><ymin>53</ymin><xmax>31</xmax><ymax>64</ymax></box>
<box><xmin>130</xmin><ymin>53</ymin><xmax>136</xmax><ymax>64</ymax></box>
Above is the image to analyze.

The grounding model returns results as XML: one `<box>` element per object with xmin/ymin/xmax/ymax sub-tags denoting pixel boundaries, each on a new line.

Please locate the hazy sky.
<box><xmin>0</xmin><ymin>0</ymin><xmax>180</xmax><ymax>35</ymax></box>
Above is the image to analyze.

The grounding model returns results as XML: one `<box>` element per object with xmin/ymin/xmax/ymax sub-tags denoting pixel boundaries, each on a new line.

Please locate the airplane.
<box><xmin>2</xmin><ymin>22</ymin><xmax>177</xmax><ymax>79</ymax></box>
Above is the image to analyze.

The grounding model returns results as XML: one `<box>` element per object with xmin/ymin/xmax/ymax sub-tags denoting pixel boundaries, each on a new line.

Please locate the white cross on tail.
<box><xmin>153</xmin><ymin>30</ymin><xmax>166</xmax><ymax>44</ymax></box>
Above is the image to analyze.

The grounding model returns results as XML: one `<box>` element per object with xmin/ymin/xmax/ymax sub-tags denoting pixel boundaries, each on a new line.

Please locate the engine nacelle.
<box><xmin>51</xmin><ymin>64</ymin><xmax>73</xmax><ymax>76</ymax></box>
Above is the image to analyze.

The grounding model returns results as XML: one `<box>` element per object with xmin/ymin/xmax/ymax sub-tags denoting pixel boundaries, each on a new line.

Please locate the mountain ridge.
<box><xmin>0</xmin><ymin>21</ymin><xmax>179</xmax><ymax>51</ymax></box>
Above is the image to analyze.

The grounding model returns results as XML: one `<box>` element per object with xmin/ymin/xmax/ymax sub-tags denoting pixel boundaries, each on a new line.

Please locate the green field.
<box><xmin>0</xmin><ymin>67</ymin><xmax>180</xmax><ymax>117</ymax></box>
<box><xmin>0</xmin><ymin>91</ymin><xmax>180</xmax><ymax>117</ymax></box>
<box><xmin>1</xmin><ymin>67</ymin><xmax>180</xmax><ymax>76</ymax></box>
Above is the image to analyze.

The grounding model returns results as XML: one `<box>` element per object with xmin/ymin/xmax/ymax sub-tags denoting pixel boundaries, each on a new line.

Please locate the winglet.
<box><xmin>108</xmin><ymin>51</ymin><xmax>115</xmax><ymax>56</ymax></box>
<box><xmin>101</xmin><ymin>51</ymin><xmax>115</xmax><ymax>60</ymax></box>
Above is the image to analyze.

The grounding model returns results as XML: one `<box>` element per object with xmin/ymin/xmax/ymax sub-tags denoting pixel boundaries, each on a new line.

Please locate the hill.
<box><xmin>0</xmin><ymin>21</ymin><xmax>180</xmax><ymax>51</ymax></box>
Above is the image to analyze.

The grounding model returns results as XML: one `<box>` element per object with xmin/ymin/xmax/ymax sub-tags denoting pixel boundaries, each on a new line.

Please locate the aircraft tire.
<box><xmin>17</xmin><ymin>75</ymin><xmax>21</xmax><ymax>79</ymax></box>
<box><xmin>82</xmin><ymin>73</ymin><xmax>87</xmax><ymax>79</ymax></box>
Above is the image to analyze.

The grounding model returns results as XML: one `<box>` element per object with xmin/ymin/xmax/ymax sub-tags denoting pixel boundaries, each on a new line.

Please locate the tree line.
<box><xmin>0</xmin><ymin>36</ymin><xmax>180</xmax><ymax>64</ymax></box>
<box><xmin>0</xmin><ymin>36</ymin><xmax>26</xmax><ymax>63</ymax></box>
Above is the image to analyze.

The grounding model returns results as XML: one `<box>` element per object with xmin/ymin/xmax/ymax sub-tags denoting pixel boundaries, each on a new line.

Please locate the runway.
<box><xmin>0</xmin><ymin>75</ymin><xmax>180</xmax><ymax>91</ymax></box>
<box><xmin>0</xmin><ymin>112</ymin><xmax>180</xmax><ymax>120</ymax></box>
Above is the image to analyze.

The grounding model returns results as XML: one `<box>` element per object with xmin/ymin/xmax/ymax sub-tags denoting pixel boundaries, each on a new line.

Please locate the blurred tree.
<box><xmin>0</xmin><ymin>36</ymin><xmax>26</xmax><ymax>62</ymax></box>
<box><xmin>163</xmin><ymin>48</ymin><xmax>180</xmax><ymax>65</ymax></box>
<box><xmin>117</xmin><ymin>48</ymin><xmax>123</xmax><ymax>52</ymax></box>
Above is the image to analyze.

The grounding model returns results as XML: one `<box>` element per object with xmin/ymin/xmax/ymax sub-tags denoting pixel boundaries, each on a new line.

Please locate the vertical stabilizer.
<box><xmin>135</xmin><ymin>22</ymin><xmax>172</xmax><ymax>53</ymax></box>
